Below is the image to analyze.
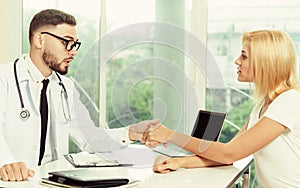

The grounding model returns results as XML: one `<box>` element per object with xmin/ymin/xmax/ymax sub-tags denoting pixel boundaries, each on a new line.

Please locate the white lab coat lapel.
<box><xmin>48</xmin><ymin>75</ymin><xmax>61</xmax><ymax>160</ymax></box>
<box><xmin>17</xmin><ymin>57</ymin><xmax>40</xmax><ymax>115</ymax></box>
<box><xmin>49</xmin><ymin>75</ymin><xmax>61</xmax><ymax>122</ymax></box>
<box><xmin>49</xmin><ymin>74</ymin><xmax>70</xmax><ymax>158</ymax></box>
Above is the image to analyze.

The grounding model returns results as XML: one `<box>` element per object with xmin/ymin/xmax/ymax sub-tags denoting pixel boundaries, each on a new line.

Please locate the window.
<box><xmin>22</xmin><ymin>0</ymin><xmax>210</xmax><ymax>136</ymax></box>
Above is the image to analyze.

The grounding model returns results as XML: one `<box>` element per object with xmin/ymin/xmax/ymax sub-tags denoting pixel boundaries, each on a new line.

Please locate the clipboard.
<box><xmin>64</xmin><ymin>153</ymin><xmax>133</xmax><ymax>168</ymax></box>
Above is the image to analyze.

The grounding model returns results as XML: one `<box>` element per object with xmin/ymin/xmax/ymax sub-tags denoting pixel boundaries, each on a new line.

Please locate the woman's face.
<box><xmin>234</xmin><ymin>41</ymin><xmax>254</xmax><ymax>82</ymax></box>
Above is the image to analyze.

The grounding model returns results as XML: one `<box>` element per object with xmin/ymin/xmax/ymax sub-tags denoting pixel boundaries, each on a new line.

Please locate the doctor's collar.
<box><xmin>26</xmin><ymin>55</ymin><xmax>56</xmax><ymax>84</ymax></box>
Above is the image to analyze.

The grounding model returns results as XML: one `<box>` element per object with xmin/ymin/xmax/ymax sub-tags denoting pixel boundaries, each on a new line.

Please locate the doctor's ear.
<box><xmin>32</xmin><ymin>33</ymin><xmax>44</xmax><ymax>49</ymax></box>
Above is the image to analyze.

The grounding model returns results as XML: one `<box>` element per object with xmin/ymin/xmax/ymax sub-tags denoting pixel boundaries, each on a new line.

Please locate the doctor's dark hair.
<box><xmin>29</xmin><ymin>9</ymin><xmax>77</xmax><ymax>44</ymax></box>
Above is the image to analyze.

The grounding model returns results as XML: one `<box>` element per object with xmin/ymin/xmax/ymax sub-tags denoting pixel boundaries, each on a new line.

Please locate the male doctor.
<box><xmin>0</xmin><ymin>9</ymin><xmax>159</xmax><ymax>181</ymax></box>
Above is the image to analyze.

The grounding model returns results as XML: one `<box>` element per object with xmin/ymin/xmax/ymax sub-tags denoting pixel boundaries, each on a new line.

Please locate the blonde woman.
<box><xmin>145</xmin><ymin>30</ymin><xmax>300</xmax><ymax>187</ymax></box>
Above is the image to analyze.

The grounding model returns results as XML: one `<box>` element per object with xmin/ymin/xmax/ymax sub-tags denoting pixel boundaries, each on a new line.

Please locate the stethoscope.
<box><xmin>13</xmin><ymin>58</ymin><xmax>71</xmax><ymax>121</ymax></box>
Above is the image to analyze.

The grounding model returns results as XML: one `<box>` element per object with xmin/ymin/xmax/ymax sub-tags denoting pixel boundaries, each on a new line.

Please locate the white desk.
<box><xmin>0</xmin><ymin>145</ymin><xmax>253</xmax><ymax>188</ymax></box>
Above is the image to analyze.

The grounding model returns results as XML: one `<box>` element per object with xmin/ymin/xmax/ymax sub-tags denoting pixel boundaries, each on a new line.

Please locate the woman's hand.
<box><xmin>129</xmin><ymin>119</ymin><xmax>160</xmax><ymax>142</ymax></box>
<box><xmin>153</xmin><ymin>155</ymin><xmax>183</xmax><ymax>173</ymax></box>
<box><xmin>143</xmin><ymin>124</ymin><xmax>175</xmax><ymax>147</ymax></box>
<box><xmin>153</xmin><ymin>155</ymin><xmax>224</xmax><ymax>173</ymax></box>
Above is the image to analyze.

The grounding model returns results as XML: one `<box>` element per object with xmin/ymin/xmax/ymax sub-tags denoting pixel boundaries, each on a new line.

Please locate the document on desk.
<box><xmin>64</xmin><ymin>152</ymin><xmax>133</xmax><ymax>167</ymax></box>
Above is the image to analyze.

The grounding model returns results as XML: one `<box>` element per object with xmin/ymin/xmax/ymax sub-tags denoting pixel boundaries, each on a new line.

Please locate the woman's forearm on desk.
<box><xmin>153</xmin><ymin>155</ymin><xmax>226</xmax><ymax>173</ymax></box>
<box><xmin>174</xmin><ymin>155</ymin><xmax>226</xmax><ymax>169</ymax></box>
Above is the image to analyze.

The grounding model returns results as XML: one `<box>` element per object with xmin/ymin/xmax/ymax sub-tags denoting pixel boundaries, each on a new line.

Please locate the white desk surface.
<box><xmin>0</xmin><ymin>144</ymin><xmax>253</xmax><ymax>188</ymax></box>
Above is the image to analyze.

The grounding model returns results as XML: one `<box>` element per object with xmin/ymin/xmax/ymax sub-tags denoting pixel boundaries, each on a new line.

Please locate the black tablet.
<box><xmin>48</xmin><ymin>169</ymin><xmax>129</xmax><ymax>187</ymax></box>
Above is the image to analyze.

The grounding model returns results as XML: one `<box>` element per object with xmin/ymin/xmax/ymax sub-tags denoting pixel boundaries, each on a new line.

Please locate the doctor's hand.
<box><xmin>0</xmin><ymin>162</ymin><xmax>35</xmax><ymax>181</ymax></box>
<box><xmin>129</xmin><ymin>119</ymin><xmax>161</xmax><ymax>147</ymax></box>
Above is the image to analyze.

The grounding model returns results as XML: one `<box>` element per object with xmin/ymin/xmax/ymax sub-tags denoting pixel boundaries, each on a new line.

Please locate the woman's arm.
<box><xmin>152</xmin><ymin>121</ymin><xmax>250</xmax><ymax>173</ymax></box>
<box><xmin>153</xmin><ymin>155</ymin><xmax>226</xmax><ymax>173</ymax></box>
<box><xmin>147</xmin><ymin>117</ymin><xmax>286</xmax><ymax>164</ymax></box>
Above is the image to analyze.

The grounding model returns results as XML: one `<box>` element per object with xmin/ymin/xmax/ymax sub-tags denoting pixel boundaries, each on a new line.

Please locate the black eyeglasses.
<box><xmin>41</xmin><ymin>32</ymin><xmax>81</xmax><ymax>51</ymax></box>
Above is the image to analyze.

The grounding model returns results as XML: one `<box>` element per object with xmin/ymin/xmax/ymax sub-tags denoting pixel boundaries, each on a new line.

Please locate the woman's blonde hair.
<box><xmin>242</xmin><ymin>30</ymin><xmax>300</xmax><ymax>103</ymax></box>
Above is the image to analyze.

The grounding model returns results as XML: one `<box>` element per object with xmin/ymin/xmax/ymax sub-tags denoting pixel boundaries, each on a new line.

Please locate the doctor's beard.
<box><xmin>43</xmin><ymin>49</ymin><xmax>69</xmax><ymax>75</ymax></box>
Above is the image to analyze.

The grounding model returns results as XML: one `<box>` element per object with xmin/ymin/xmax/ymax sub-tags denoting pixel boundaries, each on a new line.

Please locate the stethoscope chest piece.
<box><xmin>20</xmin><ymin>108</ymin><xmax>30</xmax><ymax>120</ymax></box>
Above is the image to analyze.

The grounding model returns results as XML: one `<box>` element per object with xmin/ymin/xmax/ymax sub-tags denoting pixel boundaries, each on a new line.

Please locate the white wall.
<box><xmin>0</xmin><ymin>0</ymin><xmax>10</xmax><ymax>63</ymax></box>
<box><xmin>0</xmin><ymin>0</ymin><xmax>22</xmax><ymax>64</ymax></box>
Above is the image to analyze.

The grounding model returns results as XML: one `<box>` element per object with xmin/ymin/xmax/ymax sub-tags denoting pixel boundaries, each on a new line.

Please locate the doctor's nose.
<box><xmin>68</xmin><ymin>48</ymin><xmax>77</xmax><ymax>56</ymax></box>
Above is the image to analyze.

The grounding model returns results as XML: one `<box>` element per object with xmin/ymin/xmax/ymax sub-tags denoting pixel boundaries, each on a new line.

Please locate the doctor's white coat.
<box><xmin>0</xmin><ymin>54</ymin><xmax>130</xmax><ymax>168</ymax></box>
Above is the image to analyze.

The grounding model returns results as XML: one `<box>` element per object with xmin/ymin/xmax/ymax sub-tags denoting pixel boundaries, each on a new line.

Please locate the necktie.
<box><xmin>38</xmin><ymin>79</ymin><xmax>49</xmax><ymax>165</ymax></box>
